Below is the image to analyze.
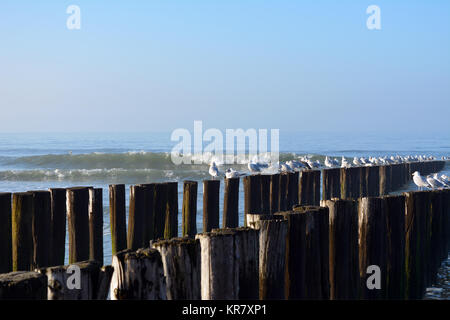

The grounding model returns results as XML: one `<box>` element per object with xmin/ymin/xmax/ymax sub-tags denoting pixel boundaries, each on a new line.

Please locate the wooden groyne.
<box><xmin>0</xmin><ymin>160</ymin><xmax>448</xmax><ymax>300</ymax></box>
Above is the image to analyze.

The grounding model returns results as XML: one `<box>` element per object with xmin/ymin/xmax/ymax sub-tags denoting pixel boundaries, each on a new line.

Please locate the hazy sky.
<box><xmin>0</xmin><ymin>0</ymin><xmax>449</xmax><ymax>133</ymax></box>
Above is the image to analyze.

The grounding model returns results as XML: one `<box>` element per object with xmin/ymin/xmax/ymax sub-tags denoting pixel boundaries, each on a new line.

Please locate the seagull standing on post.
<box><xmin>209</xmin><ymin>161</ymin><xmax>219</xmax><ymax>179</ymax></box>
<box><xmin>412</xmin><ymin>171</ymin><xmax>430</xmax><ymax>190</ymax></box>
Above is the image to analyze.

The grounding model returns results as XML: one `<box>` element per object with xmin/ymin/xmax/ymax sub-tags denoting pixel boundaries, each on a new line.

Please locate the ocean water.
<box><xmin>0</xmin><ymin>131</ymin><xmax>449</xmax><ymax>299</ymax></box>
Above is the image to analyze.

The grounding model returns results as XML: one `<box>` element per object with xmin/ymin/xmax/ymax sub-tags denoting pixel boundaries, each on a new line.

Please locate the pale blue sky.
<box><xmin>0</xmin><ymin>0</ymin><xmax>449</xmax><ymax>133</ymax></box>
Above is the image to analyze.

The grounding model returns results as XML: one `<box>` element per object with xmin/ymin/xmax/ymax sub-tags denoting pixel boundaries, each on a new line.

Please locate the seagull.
<box><xmin>280</xmin><ymin>162</ymin><xmax>294</xmax><ymax>173</ymax></box>
<box><xmin>209</xmin><ymin>161</ymin><xmax>219</xmax><ymax>179</ymax></box>
<box><xmin>225</xmin><ymin>168</ymin><xmax>244</xmax><ymax>179</ymax></box>
<box><xmin>341</xmin><ymin>157</ymin><xmax>351</xmax><ymax>168</ymax></box>
<box><xmin>427</xmin><ymin>175</ymin><xmax>445</xmax><ymax>189</ymax></box>
<box><xmin>412</xmin><ymin>171</ymin><xmax>431</xmax><ymax>190</ymax></box>
<box><xmin>248</xmin><ymin>161</ymin><xmax>261</xmax><ymax>174</ymax></box>
<box><xmin>325</xmin><ymin>156</ymin><xmax>334</xmax><ymax>168</ymax></box>
<box><xmin>433</xmin><ymin>173</ymin><xmax>449</xmax><ymax>188</ymax></box>
<box><xmin>353</xmin><ymin>157</ymin><xmax>361</xmax><ymax>166</ymax></box>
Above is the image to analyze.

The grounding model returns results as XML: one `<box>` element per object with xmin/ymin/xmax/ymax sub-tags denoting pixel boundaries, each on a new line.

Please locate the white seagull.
<box><xmin>225</xmin><ymin>168</ymin><xmax>244</xmax><ymax>179</ymax></box>
<box><xmin>427</xmin><ymin>175</ymin><xmax>445</xmax><ymax>189</ymax></box>
<box><xmin>248</xmin><ymin>161</ymin><xmax>261</xmax><ymax>174</ymax></box>
<box><xmin>412</xmin><ymin>171</ymin><xmax>430</xmax><ymax>190</ymax></box>
<box><xmin>209</xmin><ymin>161</ymin><xmax>219</xmax><ymax>179</ymax></box>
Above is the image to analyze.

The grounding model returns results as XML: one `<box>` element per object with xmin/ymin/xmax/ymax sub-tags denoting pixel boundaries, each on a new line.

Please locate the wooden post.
<box><xmin>382</xmin><ymin>195</ymin><xmax>406</xmax><ymax>299</ymax></box>
<box><xmin>404</xmin><ymin>191</ymin><xmax>429</xmax><ymax>299</ymax></box>
<box><xmin>12</xmin><ymin>192</ymin><xmax>33</xmax><ymax>271</ymax></box>
<box><xmin>321</xmin><ymin>199</ymin><xmax>359</xmax><ymax>300</ymax></box>
<box><xmin>441</xmin><ymin>189</ymin><xmax>450</xmax><ymax>262</ymax></box>
<box><xmin>292</xmin><ymin>206</ymin><xmax>324</xmax><ymax>299</ymax></box>
<box><xmin>223</xmin><ymin>178</ymin><xmax>240</xmax><ymax>228</ymax></box>
<box><xmin>363</xmin><ymin>166</ymin><xmax>380</xmax><ymax>197</ymax></box>
<box><xmin>278</xmin><ymin>211</ymin><xmax>307</xmax><ymax>300</ymax></box>
<box><xmin>30</xmin><ymin>190</ymin><xmax>51</xmax><ymax>269</ymax></box>
<box><xmin>42</xmin><ymin>260</ymin><xmax>112</xmax><ymax>300</ymax></box>
<box><xmin>0</xmin><ymin>271</ymin><xmax>47</xmax><ymax>300</ymax></box>
<box><xmin>286</xmin><ymin>172</ymin><xmax>299</xmax><ymax>209</ymax></box>
<box><xmin>428</xmin><ymin>190</ymin><xmax>441</xmax><ymax>286</ymax></box>
<box><xmin>67</xmin><ymin>187</ymin><xmax>90</xmax><ymax>264</ymax></box>
<box><xmin>110</xmin><ymin>248</ymin><xmax>166</xmax><ymax>300</ymax></box>
<box><xmin>233</xmin><ymin>227</ymin><xmax>259</xmax><ymax>299</ymax></box>
<box><xmin>358</xmin><ymin>197</ymin><xmax>387</xmax><ymax>299</ymax></box>
<box><xmin>322</xmin><ymin>168</ymin><xmax>341</xmax><ymax>200</ymax></box>
<box><xmin>182</xmin><ymin>181</ymin><xmax>198</xmax><ymax>238</ymax></box>
<box><xmin>89</xmin><ymin>188</ymin><xmax>104</xmax><ymax>265</ymax></box>
<box><xmin>203</xmin><ymin>180</ymin><xmax>220</xmax><ymax>232</ymax></box>
<box><xmin>128</xmin><ymin>185</ymin><xmax>145</xmax><ymax>250</ymax></box>
<box><xmin>49</xmin><ymin>188</ymin><xmax>66</xmax><ymax>267</ymax></box>
<box><xmin>0</xmin><ymin>193</ymin><xmax>12</xmax><ymax>273</ymax></box>
<box><xmin>109</xmin><ymin>184</ymin><xmax>127</xmax><ymax>255</ymax></box>
<box><xmin>137</xmin><ymin>183</ymin><xmax>155</xmax><ymax>244</ymax></box>
<box><xmin>279</xmin><ymin>173</ymin><xmax>288</xmax><ymax>211</ymax></box>
<box><xmin>249</xmin><ymin>216</ymin><xmax>288</xmax><ymax>300</ymax></box>
<box><xmin>270</xmin><ymin>174</ymin><xmax>280</xmax><ymax>214</ymax></box>
<box><xmin>165</xmin><ymin>182</ymin><xmax>178</xmax><ymax>239</ymax></box>
<box><xmin>153</xmin><ymin>183</ymin><xmax>168</xmax><ymax>240</ymax></box>
<box><xmin>299</xmin><ymin>170</ymin><xmax>321</xmax><ymax>205</ymax></box>
<box><xmin>196</xmin><ymin>230</ymin><xmax>239</xmax><ymax>300</ymax></box>
<box><xmin>244</xmin><ymin>175</ymin><xmax>262</xmax><ymax>225</ymax></box>
<box><xmin>260</xmin><ymin>175</ymin><xmax>271</xmax><ymax>215</ymax></box>
<box><xmin>153</xmin><ymin>237</ymin><xmax>201</xmax><ymax>300</ymax></box>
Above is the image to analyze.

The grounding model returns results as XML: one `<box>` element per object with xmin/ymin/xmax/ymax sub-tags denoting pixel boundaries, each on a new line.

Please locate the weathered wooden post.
<box><xmin>223</xmin><ymin>178</ymin><xmax>240</xmax><ymax>228</ymax></box>
<box><xmin>203</xmin><ymin>180</ymin><xmax>220</xmax><ymax>232</ymax></box>
<box><xmin>279</xmin><ymin>173</ymin><xmax>288</xmax><ymax>211</ymax></box>
<box><xmin>382</xmin><ymin>195</ymin><xmax>406</xmax><ymax>299</ymax></box>
<box><xmin>404</xmin><ymin>191</ymin><xmax>429</xmax><ymax>299</ymax></box>
<box><xmin>137</xmin><ymin>183</ymin><xmax>155</xmax><ymax>244</ymax></box>
<box><xmin>286</xmin><ymin>172</ymin><xmax>299</xmax><ymax>209</ymax></box>
<box><xmin>88</xmin><ymin>188</ymin><xmax>103</xmax><ymax>265</ymax></box>
<box><xmin>321</xmin><ymin>199</ymin><xmax>359</xmax><ymax>300</ymax></box>
<box><xmin>428</xmin><ymin>190</ymin><xmax>442</xmax><ymax>286</ymax></box>
<box><xmin>244</xmin><ymin>175</ymin><xmax>262</xmax><ymax>224</ymax></box>
<box><xmin>30</xmin><ymin>190</ymin><xmax>51</xmax><ymax>269</ymax></box>
<box><xmin>153</xmin><ymin>183</ymin><xmax>168</xmax><ymax>240</ymax></box>
<box><xmin>292</xmin><ymin>206</ymin><xmax>327</xmax><ymax>299</ymax></box>
<box><xmin>358</xmin><ymin>197</ymin><xmax>387</xmax><ymax>300</ymax></box>
<box><xmin>379</xmin><ymin>165</ymin><xmax>387</xmax><ymax>196</ymax></box>
<box><xmin>364</xmin><ymin>166</ymin><xmax>380</xmax><ymax>197</ymax></box>
<box><xmin>128</xmin><ymin>185</ymin><xmax>145</xmax><ymax>250</ymax></box>
<box><xmin>278</xmin><ymin>211</ymin><xmax>306</xmax><ymax>300</ymax></box>
<box><xmin>441</xmin><ymin>189</ymin><xmax>450</xmax><ymax>262</ymax></box>
<box><xmin>322</xmin><ymin>168</ymin><xmax>341</xmax><ymax>200</ymax></box>
<box><xmin>340</xmin><ymin>167</ymin><xmax>361</xmax><ymax>199</ymax></box>
<box><xmin>249</xmin><ymin>215</ymin><xmax>287</xmax><ymax>300</ymax></box>
<box><xmin>260</xmin><ymin>175</ymin><xmax>271</xmax><ymax>215</ymax></box>
<box><xmin>12</xmin><ymin>192</ymin><xmax>33</xmax><ymax>271</ymax></box>
<box><xmin>165</xmin><ymin>182</ymin><xmax>178</xmax><ymax>239</ymax></box>
<box><xmin>109</xmin><ymin>184</ymin><xmax>127</xmax><ymax>254</ymax></box>
<box><xmin>0</xmin><ymin>271</ymin><xmax>47</xmax><ymax>300</ymax></box>
<box><xmin>110</xmin><ymin>248</ymin><xmax>166</xmax><ymax>300</ymax></box>
<box><xmin>299</xmin><ymin>170</ymin><xmax>321</xmax><ymax>205</ymax></box>
<box><xmin>49</xmin><ymin>188</ymin><xmax>66</xmax><ymax>266</ymax></box>
<box><xmin>233</xmin><ymin>227</ymin><xmax>259</xmax><ymax>299</ymax></box>
<box><xmin>196</xmin><ymin>230</ymin><xmax>239</xmax><ymax>300</ymax></box>
<box><xmin>153</xmin><ymin>237</ymin><xmax>201</xmax><ymax>300</ymax></box>
<box><xmin>42</xmin><ymin>261</ymin><xmax>113</xmax><ymax>300</ymax></box>
<box><xmin>270</xmin><ymin>174</ymin><xmax>280</xmax><ymax>214</ymax></box>
<box><xmin>182</xmin><ymin>181</ymin><xmax>198</xmax><ymax>237</ymax></box>
<box><xmin>0</xmin><ymin>192</ymin><xmax>12</xmax><ymax>273</ymax></box>
<box><xmin>67</xmin><ymin>187</ymin><xmax>90</xmax><ymax>264</ymax></box>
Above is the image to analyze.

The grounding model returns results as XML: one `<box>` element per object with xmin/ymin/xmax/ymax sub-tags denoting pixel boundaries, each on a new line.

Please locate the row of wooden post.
<box><xmin>107</xmin><ymin>188</ymin><xmax>450</xmax><ymax>300</ymax></box>
<box><xmin>0</xmin><ymin>160</ymin><xmax>445</xmax><ymax>275</ymax></box>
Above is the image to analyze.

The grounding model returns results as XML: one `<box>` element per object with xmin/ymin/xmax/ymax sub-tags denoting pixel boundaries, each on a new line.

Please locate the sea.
<box><xmin>0</xmin><ymin>131</ymin><xmax>448</xmax><ymax>299</ymax></box>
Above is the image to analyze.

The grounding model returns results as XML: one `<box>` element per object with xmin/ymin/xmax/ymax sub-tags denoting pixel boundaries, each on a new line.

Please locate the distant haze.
<box><xmin>0</xmin><ymin>0</ymin><xmax>449</xmax><ymax>133</ymax></box>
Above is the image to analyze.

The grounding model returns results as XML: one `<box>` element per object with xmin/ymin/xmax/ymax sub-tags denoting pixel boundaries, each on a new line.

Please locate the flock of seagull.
<box><xmin>208</xmin><ymin>155</ymin><xmax>450</xmax><ymax>191</ymax></box>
